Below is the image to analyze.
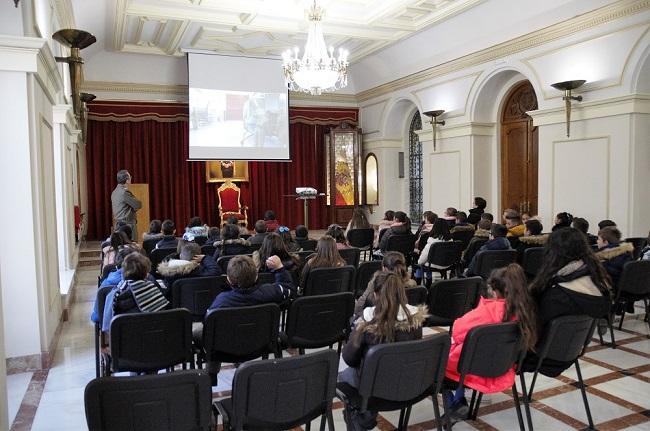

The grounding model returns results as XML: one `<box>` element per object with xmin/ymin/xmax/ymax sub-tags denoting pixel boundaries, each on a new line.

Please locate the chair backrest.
<box><xmin>475</xmin><ymin>249</ymin><xmax>518</xmax><ymax>279</ymax></box>
<box><xmin>427</xmin><ymin>277</ymin><xmax>482</xmax><ymax>322</ymax></box>
<box><xmin>256</xmin><ymin>271</ymin><xmax>276</xmax><ymax>285</ymax></box>
<box><xmin>218</xmin><ymin>182</ymin><xmax>242</xmax><ymax>212</ymax></box>
<box><xmin>285</xmin><ymin>292</ymin><xmax>354</xmax><ymax>349</ymax></box>
<box><xmin>618</xmin><ymin>260</ymin><xmax>650</xmax><ymax>296</ymax></box>
<box><xmin>100</xmin><ymin>264</ymin><xmax>117</xmax><ymax>282</ymax></box>
<box><xmin>200</xmin><ymin>244</ymin><xmax>216</xmax><ymax>256</ymax></box>
<box><xmin>426</xmin><ymin>241</ymin><xmax>464</xmax><ymax>268</ymax></box>
<box><xmin>297</xmin><ymin>250</ymin><xmax>316</xmax><ymax>262</ymax></box>
<box><xmin>109</xmin><ymin>309</ymin><xmax>193</xmax><ymax>373</ymax></box>
<box><xmin>230</xmin><ymin>350</ymin><xmax>339</xmax><ymax>430</ymax></box>
<box><xmin>347</xmin><ymin>228</ymin><xmax>375</xmax><ymax>249</ymax></box>
<box><xmin>339</xmin><ymin>247</ymin><xmax>361</xmax><ymax>267</ymax></box>
<box><xmin>297</xmin><ymin>239</ymin><xmax>317</xmax><ymax>251</ymax></box>
<box><xmin>357</xmin><ymin>334</ymin><xmax>451</xmax><ymax>410</ymax></box>
<box><xmin>405</xmin><ymin>286</ymin><xmax>428</xmax><ymax>306</ymax></box>
<box><xmin>456</xmin><ymin>322</ymin><xmax>520</xmax><ymax>387</ymax></box>
<box><xmin>150</xmin><ymin>247</ymin><xmax>178</xmax><ymax>275</ymax></box>
<box><xmin>203</xmin><ymin>303</ymin><xmax>280</xmax><ymax>363</ymax></box>
<box><xmin>303</xmin><ymin>266</ymin><xmax>356</xmax><ymax>296</ymax></box>
<box><xmin>385</xmin><ymin>234</ymin><xmax>416</xmax><ymax>262</ymax></box>
<box><xmin>171</xmin><ymin>276</ymin><xmax>229</xmax><ymax>322</ymax></box>
<box><xmin>535</xmin><ymin>315</ymin><xmax>595</xmax><ymax>365</ymax></box>
<box><xmin>522</xmin><ymin>247</ymin><xmax>545</xmax><ymax>277</ymax></box>
<box><xmin>85</xmin><ymin>370</ymin><xmax>212</xmax><ymax>431</ymax></box>
<box><xmin>95</xmin><ymin>285</ymin><xmax>115</xmax><ymax>325</ymax></box>
<box><xmin>354</xmin><ymin>260</ymin><xmax>382</xmax><ymax>297</ymax></box>
<box><xmin>142</xmin><ymin>237</ymin><xmax>160</xmax><ymax>256</ymax></box>
<box><xmin>625</xmin><ymin>237</ymin><xmax>648</xmax><ymax>260</ymax></box>
<box><xmin>451</xmin><ymin>230</ymin><xmax>475</xmax><ymax>249</ymax></box>
<box><xmin>217</xmin><ymin>254</ymin><xmax>252</xmax><ymax>273</ymax></box>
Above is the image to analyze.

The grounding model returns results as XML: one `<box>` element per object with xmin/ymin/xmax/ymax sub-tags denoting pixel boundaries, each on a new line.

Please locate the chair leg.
<box><xmin>618</xmin><ymin>305</ymin><xmax>626</xmax><ymax>330</ymax></box>
<box><xmin>468</xmin><ymin>389</ymin><xmax>477</xmax><ymax>419</ymax></box>
<box><xmin>403</xmin><ymin>405</ymin><xmax>412</xmax><ymax>430</ymax></box>
<box><xmin>305</xmin><ymin>419</ymin><xmax>311</xmax><ymax>431</ymax></box>
<box><xmin>511</xmin><ymin>382</ymin><xmax>527</xmax><ymax>431</ymax></box>
<box><xmin>608</xmin><ymin>315</ymin><xmax>617</xmax><ymax>349</ymax></box>
<box><xmin>527</xmin><ymin>371</ymin><xmax>539</xmax><ymax>401</ymax></box>
<box><xmin>398</xmin><ymin>408</ymin><xmax>405</xmax><ymax>430</ymax></box>
<box><xmin>519</xmin><ymin>373</ymin><xmax>534</xmax><ymax>431</ymax></box>
<box><xmin>432</xmin><ymin>394</ymin><xmax>443</xmax><ymax>431</ymax></box>
<box><xmin>574</xmin><ymin>360</ymin><xmax>595</xmax><ymax>430</ymax></box>
<box><xmin>319</xmin><ymin>413</ymin><xmax>327</xmax><ymax>431</ymax></box>
<box><xmin>441</xmin><ymin>390</ymin><xmax>452</xmax><ymax>431</ymax></box>
<box><xmin>327</xmin><ymin>409</ymin><xmax>335</xmax><ymax>431</ymax></box>
<box><xmin>471</xmin><ymin>393</ymin><xmax>483</xmax><ymax>420</ymax></box>
<box><xmin>94</xmin><ymin>325</ymin><xmax>100</xmax><ymax>378</ymax></box>
<box><xmin>337</xmin><ymin>341</ymin><xmax>342</xmax><ymax>356</ymax></box>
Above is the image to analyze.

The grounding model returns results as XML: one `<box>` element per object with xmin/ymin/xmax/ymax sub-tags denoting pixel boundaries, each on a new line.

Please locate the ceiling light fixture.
<box><xmin>282</xmin><ymin>0</ymin><xmax>348</xmax><ymax>96</ymax></box>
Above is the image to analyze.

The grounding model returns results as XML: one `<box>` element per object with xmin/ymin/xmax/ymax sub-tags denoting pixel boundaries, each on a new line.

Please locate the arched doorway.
<box><xmin>500</xmin><ymin>81</ymin><xmax>538</xmax><ymax>215</ymax></box>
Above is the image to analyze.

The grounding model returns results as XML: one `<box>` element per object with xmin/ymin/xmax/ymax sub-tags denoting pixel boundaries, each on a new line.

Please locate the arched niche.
<box><xmin>363</xmin><ymin>153</ymin><xmax>378</xmax><ymax>205</ymax></box>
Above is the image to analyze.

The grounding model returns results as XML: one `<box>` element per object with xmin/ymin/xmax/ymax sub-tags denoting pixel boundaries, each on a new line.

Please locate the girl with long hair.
<box><xmin>444</xmin><ymin>264</ymin><xmax>538</xmax><ymax>419</ymax></box>
<box><xmin>300</xmin><ymin>235</ymin><xmax>346</xmax><ymax>287</ymax></box>
<box><xmin>354</xmin><ymin>251</ymin><xmax>417</xmax><ymax>320</ymax></box>
<box><xmin>102</xmin><ymin>231</ymin><xmax>130</xmax><ymax>267</ymax></box>
<box><xmin>415</xmin><ymin>218</ymin><xmax>452</xmax><ymax>284</ymax></box>
<box><xmin>340</xmin><ymin>272</ymin><xmax>427</xmax><ymax>429</ymax></box>
<box><xmin>326</xmin><ymin>224</ymin><xmax>350</xmax><ymax>249</ymax></box>
<box><xmin>253</xmin><ymin>232</ymin><xmax>299</xmax><ymax>272</ymax></box>
<box><xmin>276</xmin><ymin>226</ymin><xmax>301</xmax><ymax>252</ymax></box>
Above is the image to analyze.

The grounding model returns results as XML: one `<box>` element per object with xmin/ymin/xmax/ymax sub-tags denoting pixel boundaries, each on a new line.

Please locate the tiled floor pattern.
<box><xmin>9</xmin><ymin>253</ymin><xmax>650</xmax><ymax>430</ymax></box>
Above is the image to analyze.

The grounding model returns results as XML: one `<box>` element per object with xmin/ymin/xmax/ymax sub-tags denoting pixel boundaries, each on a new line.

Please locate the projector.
<box><xmin>295</xmin><ymin>187</ymin><xmax>317</xmax><ymax>198</ymax></box>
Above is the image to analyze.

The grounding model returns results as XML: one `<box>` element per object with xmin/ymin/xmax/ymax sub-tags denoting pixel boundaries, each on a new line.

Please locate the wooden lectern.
<box><xmin>129</xmin><ymin>183</ymin><xmax>150</xmax><ymax>244</ymax></box>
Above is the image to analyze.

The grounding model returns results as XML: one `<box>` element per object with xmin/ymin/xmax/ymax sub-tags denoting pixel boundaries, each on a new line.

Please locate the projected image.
<box><xmin>190</xmin><ymin>88</ymin><xmax>288</xmax><ymax>150</ymax></box>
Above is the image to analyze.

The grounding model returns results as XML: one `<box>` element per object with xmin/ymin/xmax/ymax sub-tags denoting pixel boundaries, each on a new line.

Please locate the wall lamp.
<box><xmin>52</xmin><ymin>29</ymin><xmax>97</xmax><ymax>119</ymax></box>
<box><xmin>423</xmin><ymin>109</ymin><xmax>445</xmax><ymax>152</ymax></box>
<box><xmin>80</xmin><ymin>92</ymin><xmax>96</xmax><ymax>142</ymax></box>
<box><xmin>551</xmin><ymin>79</ymin><xmax>586</xmax><ymax>138</ymax></box>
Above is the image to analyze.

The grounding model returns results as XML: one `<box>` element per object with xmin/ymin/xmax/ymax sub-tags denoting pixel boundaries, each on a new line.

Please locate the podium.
<box><xmin>285</xmin><ymin>187</ymin><xmax>324</xmax><ymax>229</ymax></box>
<box><xmin>129</xmin><ymin>183</ymin><xmax>150</xmax><ymax>243</ymax></box>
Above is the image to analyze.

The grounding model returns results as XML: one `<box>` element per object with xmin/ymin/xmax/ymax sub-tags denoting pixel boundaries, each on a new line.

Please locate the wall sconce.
<box><xmin>52</xmin><ymin>29</ymin><xmax>97</xmax><ymax>119</ymax></box>
<box><xmin>80</xmin><ymin>92</ymin><xmax>96</xmax><ymax>142</ymax></box>
<box><xmin>551</xmin><ymin>80</ymin><xmax>586</xmax><ymax>138</ymax></box>
<box><xmin>423</xmin><ymin>110</ymin><xmax>445</xmax><ymax>152</ymax></box>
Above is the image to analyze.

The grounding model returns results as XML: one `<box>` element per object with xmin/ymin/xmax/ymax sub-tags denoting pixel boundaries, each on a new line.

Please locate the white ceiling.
<box><xmin>75</xmin><ymin>0</ymin><xmax>483</xmax><ymax>63</ymax></box>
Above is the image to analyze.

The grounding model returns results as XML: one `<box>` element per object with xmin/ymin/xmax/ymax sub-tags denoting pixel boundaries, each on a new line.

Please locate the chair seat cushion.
<box><xmin>222</xmin><ymin>212</ymin><xmax>245</xmax><ymax>219</ymax></box>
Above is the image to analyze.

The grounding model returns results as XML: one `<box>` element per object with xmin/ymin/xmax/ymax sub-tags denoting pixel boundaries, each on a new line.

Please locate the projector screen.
<box><xmin>187</xmin><ymin>52</ymin><xmax>290</xmax><ymax>161</ymax></box>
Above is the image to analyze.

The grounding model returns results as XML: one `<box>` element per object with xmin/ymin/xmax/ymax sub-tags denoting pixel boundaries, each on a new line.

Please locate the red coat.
<box><xmin>445</xmin><ymin>297</ymin><xmax>516</xmax><ymax>393</ymax></box>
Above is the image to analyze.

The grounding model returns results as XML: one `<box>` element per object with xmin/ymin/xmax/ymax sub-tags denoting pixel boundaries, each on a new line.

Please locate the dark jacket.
<box><xmin>213</xmin><ymin>238</ymin><xmax>252</xmax><ymax>259</ymax></box>
<box><xmin>208</xmin><ymin>268</ymin><xmax>295</xmax><ymax>309</ymax></box>
<box><xmin>378</xmin><ymin>223</ymin><xmax>411</xmax><ymax>252</ymax></box>
<box><xmin>514</xmin><ymin>234</ymin><xmax>548</xmax><ymax>263</ymax></box>
<box><xmin>343</xmin><ymin>304</ymin><xmax>427</xmax><ymax>368</ymax></box>
<box><xmin>466</xmin><ymin>236</ymin><xmax>511</xmax><ymax>275</ymax></box>
<box><xmin>156</xmin><ymin>235</ymin><xmax>179</xmax><ymax>250</ymax></box>
<box><xmin>596</xmin><ymin>243</ymin><xmax>634</xmax><ymax>289</ymax></box>
<box><xmin>248</xmin><ymin>232</ymin><xmax>268</xmax><ymax>246</ymax></box>
<box><xmin>525</xmin><ymin>261</ymin><xmax>611</xmax><ymax>376</ymax></box>
<box><xmin>460</xmin><ymin>229</ymin><xmax>490</xmax><ymax>267</ymax></box>
<box><xmin>157</xmin><ymin>255</ymin><xmax>221</xmax><ymax>290</ymax></box>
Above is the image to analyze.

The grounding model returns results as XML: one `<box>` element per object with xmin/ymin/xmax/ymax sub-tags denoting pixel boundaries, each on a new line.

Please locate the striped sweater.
<box><xmin>114</xmin><ymin>279</ymin><xmax>169</xmax><ymax>314</ymax></box>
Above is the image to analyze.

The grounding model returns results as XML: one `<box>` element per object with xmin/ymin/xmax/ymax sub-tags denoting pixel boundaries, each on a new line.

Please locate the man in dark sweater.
<box><xmin>465</xmin><ymin>224</ymin><xmax>511</xmax><ymax>276</ymax></box>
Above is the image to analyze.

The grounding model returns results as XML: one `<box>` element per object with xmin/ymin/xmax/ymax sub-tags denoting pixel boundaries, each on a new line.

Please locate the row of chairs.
<box><xmin>86</xmin><ymin>314</ymin><xmax>598</xmax><ymax>431</ymax></box>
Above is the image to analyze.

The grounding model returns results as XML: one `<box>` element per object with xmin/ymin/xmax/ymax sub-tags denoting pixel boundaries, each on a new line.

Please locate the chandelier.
<box><xmin>282</xmin><ymin>1</ymin><xmax>348</xmax><ymax>96</ymax></box>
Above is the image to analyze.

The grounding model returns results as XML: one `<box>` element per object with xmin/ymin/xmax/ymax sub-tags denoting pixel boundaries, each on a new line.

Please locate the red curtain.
<box><xmin>85</xmin><ymin>101</ymin><xmax>357</xmax><ymax>240</ymax></box>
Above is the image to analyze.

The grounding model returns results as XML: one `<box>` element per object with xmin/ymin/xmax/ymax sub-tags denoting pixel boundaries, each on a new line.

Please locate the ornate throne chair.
<box><xmin>217</xmin><ymin>180</ymin><xmax>248</xmax><ymax>227</ymax></box>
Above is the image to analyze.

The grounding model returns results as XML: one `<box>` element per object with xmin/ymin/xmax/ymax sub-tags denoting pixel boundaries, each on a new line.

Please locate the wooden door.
<box><xmin>500</xmin><ymin>81</ymin><xmax>538</xmax><ymax>215</ymax></box>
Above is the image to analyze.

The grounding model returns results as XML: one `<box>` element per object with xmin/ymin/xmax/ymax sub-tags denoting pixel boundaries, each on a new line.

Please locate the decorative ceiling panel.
<box><xmin>113</xmin><ymin>0</ymin><xmax>483</xmax><ymax>61</ymax></box>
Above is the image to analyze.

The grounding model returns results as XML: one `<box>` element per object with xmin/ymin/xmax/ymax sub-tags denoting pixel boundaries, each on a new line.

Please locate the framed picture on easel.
<box><xmin>205</xmin><ymin>160</ymin><xmax>249</xmax><ymax>183</ymax></box>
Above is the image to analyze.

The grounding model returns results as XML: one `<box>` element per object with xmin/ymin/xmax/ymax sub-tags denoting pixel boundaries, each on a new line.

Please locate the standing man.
<box><xmin>111</xmin><ymin>170</ymin><xmax>141</xmax><ymax>240</ymax></box>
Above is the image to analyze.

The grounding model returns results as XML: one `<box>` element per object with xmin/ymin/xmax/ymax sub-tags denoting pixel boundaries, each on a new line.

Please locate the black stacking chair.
<box><xmin>405</xmin><ymin>286</ymin><xmax>428</xmax><ymax>306</ymax></box>
<box><xmin>339</xmin><ymin>247</ymin><xmax>361</xmax><ymax>267</ymax></box>
<box><xmin>522</xmin><ymin>247</ymin><xmax>545</xmax><ymax>279</ymax></box>
<box><xmin>451</xmin><ymin>322</ymin><xmax>525</xmax><ymax>430</ymax></box>
<box><xmin>297</xmin><ymin>238</ymin><xmax>318</xmax><ymax>251</ymax></box>
<box><xmin>150</xmin><ymin>247</ymin><xmax>178</xmax><ymax>276</ymax></box>
<box><xmin>200</xmin><ymin>244</ymin><xmax>216</xmax><ymax>256</ymax></box>
<box><xmin>142</xmin><ymin>237</ymin><xmax>160</xmax><ymax>256</ymax></box>
<box><xmin>249</xmin><ymin>242</ymin><xmax>262</xmax><ymax>252</ymax></box>
<box><xmin>425</xmin><ymin>277</ymin><xmax>481</xmax><ymax>329</ymax></box>
<box><xmin>302</xmin><ymin>266</ymin><xmax>356</xmax><ymax>296</ymax></box>
<box><xmin>257</xmin><ymin>271</ymin><xmax>276</xmax><ymax>285</ymax></box>
<box><xmin>297</xmin><ymin>250</ymin><xmax>316</xmax><ymax>263</ymax></box>
<box><xmin>354</xmin><ymin>260</ymin><xmax>382</xmax><ymax>298</ymax></box>
<box><xmin>280</xmin><ymin>292</ymin><xmax>354</xmax><ymax>355</ymax></box>
<box><xmin>217</xmin><ymin>254</ymin><xmax>252</xmax><ymax>273</ymax></box>
<box><xmin>474</xmin><ymin>249</ymin><xmax>518</xmax><ymax>279</ymax></box>
<box><xmin>451</xmin><ymin>229</ymin><xmax>475</xmax><ymax>249</ymax></box>
<box><xmin>613</xmin><ymin>260</ymin><xmax>650</xmax><ymax>330</ymax></box>
<box><xmin>94</xmin><ymin>285</ymin><xmax>114</xmax><ymax>378</ymax></box>
<box><xmin>214</xmin><ymin>350</ymin><xmax>339</xmax><ymax>431</ymax></box>
<box><xmin>198</xmin><ymin>303</ymin><xmax>281</xmax><ymax>370</ymax></box>
<box><xmin>107</xmin><ymin>309</ymin><xmax>194</xmax><ymax>375</ymax></box>
<box><xmin>99</xmin><ymin>264</ymin><xmax>117</xmax><ymax>284</ymax></box>
<box><xmin>347</xmin><ymin>228</ymin><xmax>375</xmax><ymax>259</ymax></box>
<box><xmin>415</xmin><ymin>241</ymin><xmax>464</xmax><ymax>281</ymax></box>
<box><xmin>171</xmin><ymin>276</ymin><xmax>229</xmax><ymax>322</ymax></box>
<box><xmin>85</xmin><ymin>370</ymin><xmax>213</xmax><ymax>431</ymax></box>
<box><xmin>384</xmin><ymin>234</ymin><xmax>416</xmax><ymax>265</ymax></box>
<box><xmin>625</xmin><ymin>237</ymin><xmax>648</xmax><ymax>260</ymax></box>
<box><xmin>336</xmin><ymin>334</ymin><xmax>451</xmax><ymax>431</ymax></box>
<box><xmin>194</xmin><ymin>236</ymin><xmax>207</xmax><ymax>246</ymax></box>
<box><xmin>518</xmin><ymin>316</ymin><xmax>596</xmax><ymax>431</ymax></box>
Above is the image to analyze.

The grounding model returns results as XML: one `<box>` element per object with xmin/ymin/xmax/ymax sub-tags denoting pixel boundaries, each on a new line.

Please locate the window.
<box><xmin>408</xmin><ymin>111</ymin><xmax>422</xmax><ymax>223</ymax></box>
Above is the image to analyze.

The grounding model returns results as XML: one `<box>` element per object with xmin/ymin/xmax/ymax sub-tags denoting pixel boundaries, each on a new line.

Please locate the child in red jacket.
<box><xmin>445</xmin><ymin>264</ymin><xmax>538</xmax><ymax>420</ymax></box>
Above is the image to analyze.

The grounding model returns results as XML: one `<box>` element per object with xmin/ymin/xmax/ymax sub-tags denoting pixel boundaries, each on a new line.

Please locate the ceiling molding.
<box><xmin>289</xmin><ymin>91</ymin><xmax>358</xmax><ymax>105</ymax></box>
<box><xmin>81</xmin><ymin>80</ymin><xmax>188</xmax><ymax>98</ymax></box>
<box><xmin>52</xmin><ymin>0</ymin><xmax>76</xmax><ymax>29</ymax></box>
<box><xmin>356</xmin><ymin>0</ymin><xmax>650</xmax><ymax>102</ymax></box>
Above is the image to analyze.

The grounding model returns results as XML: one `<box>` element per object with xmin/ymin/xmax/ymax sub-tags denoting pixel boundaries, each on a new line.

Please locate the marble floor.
<box><xmin>8</xmin><ymin>252</ymin><xmax>650</xmax><ymax>430</ymax></box>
